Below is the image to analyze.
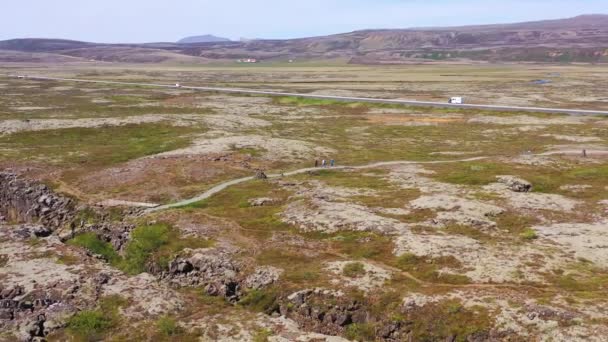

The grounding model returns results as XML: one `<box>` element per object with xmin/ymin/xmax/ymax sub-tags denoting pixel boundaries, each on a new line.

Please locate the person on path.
<box><xmin>330</xmin><ymin>159</ymin><xmax>335</xmax><ymax>167</ymax></box>
<box><xmin>322</xmin><ymin>160</ymin><xmax>326</xmax><ymax>167</ymax></box>
<box><xmin>315</xmin><ymin>160</ymin><xmax>319</xmax><ymax>167</ymax></box>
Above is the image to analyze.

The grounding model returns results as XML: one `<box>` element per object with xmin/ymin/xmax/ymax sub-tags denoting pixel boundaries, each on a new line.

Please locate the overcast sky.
<box><xmin>1</xmin><ymin>0</ymin><xmax>606</xmax><ymax>43</ymax></box>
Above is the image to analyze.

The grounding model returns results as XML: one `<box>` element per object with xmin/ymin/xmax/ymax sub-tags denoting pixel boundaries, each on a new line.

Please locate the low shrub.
<box><xmin>239</xmin><ymin>289</ymin><xmax>279</xmax><ymax>313</ymax></box>
<box><xmin>520</xmin><ymin>228</ymin><xmax>538</xmax><ymax>240</ymax></box>
<box><xmin>157</xmin><ymin>316</ymin><xmax>182</xmax><ymax>336</ymax></box>
<box><xmin>343</xmin><ymin>262</ymin><xmax>366</xmax><ymax>278</ymax></box>
<box><xmin>68</xmin><ymin>232</ymin><xmax>120</xmax><ymax>263</ymax></box>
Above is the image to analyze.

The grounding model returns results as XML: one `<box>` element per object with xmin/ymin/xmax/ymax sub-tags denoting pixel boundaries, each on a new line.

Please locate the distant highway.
<box><xmin>11</xmin><ymin>74</ymin><xmax>608</xmax><ymax>116</ymax></box>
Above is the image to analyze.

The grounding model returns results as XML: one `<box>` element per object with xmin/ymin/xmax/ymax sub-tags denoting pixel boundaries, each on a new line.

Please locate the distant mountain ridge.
<box><xmin>177</xmin><ymin>35</ymin><xmax>231</xmax><ymax>44</ymax></box>
<box><xmin>1</xmin><ymin>14</ymin><xmax>608</xmax><ymax>64</ymax></box>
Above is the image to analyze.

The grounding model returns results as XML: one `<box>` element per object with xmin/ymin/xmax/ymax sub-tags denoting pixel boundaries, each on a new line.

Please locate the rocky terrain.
<box><xmin>1</xmin><ymin>15</ymin><xmax>608</xmax><ymax>63</ymax></box>
<box><xmin>0</xmin><ymin>65</ymin><xmax>608</xmax><ymax>341</ymax></box>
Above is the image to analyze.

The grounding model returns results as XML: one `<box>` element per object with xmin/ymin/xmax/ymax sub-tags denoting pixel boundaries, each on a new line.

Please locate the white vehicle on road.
<box><xmin>449</xmin><ymin>97</ymin><xmax>464</xmax><ymax>104</ymax></box>
<box><xmin>175</xmin><ymin>83</ymin><xmax>181</xmax><ymax>88</ymax></box>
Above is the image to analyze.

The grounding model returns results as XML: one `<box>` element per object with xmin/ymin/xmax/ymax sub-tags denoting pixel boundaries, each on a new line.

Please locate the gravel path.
<box><xmin>147</xmin><ymin>157</ymin><xmax>488</xmax><ymax>212</ymax></box>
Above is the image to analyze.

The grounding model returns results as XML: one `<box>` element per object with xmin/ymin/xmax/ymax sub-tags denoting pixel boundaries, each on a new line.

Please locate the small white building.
<box><xmin>237</xmin><ymin>58</ymin><xmax>258</xmax><ymax>63</ymax></box>
<box><xmin>449</xmin><ymin>97</ymin><xmax>464</xmax><ymax>104</ymax></box>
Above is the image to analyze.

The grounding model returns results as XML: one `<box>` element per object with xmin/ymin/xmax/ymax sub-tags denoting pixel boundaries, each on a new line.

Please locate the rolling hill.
<box><xmin>178</xmin><ymin>35</ymin><xmax>231</xmax><ymax>44</ymax></box>
<box><xmin>1</xmin><ymin>14</ymin><xmax>608</xmax><ymax>64</ymax></box>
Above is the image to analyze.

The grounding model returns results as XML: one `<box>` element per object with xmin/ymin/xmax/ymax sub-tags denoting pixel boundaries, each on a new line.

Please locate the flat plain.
<box><xmin>1</xmin><ymin>62</ymin><xmax>608</xmax><ymax>341</ymax></box>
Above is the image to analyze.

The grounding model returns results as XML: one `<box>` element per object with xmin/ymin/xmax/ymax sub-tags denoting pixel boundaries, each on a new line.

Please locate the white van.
<box><xmin>449</xmin><ymin>97</ymin><xmax>463</xmax><ymax>104</ymax></box>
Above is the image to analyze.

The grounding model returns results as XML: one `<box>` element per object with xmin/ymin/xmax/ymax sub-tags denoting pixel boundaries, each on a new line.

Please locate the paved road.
<box><xmin>10</xmin><ymin>74</ymin><xmax>608</xmax><ymax>116</ymax></box>
<box><xmin>148</xmin><ymin>157</ymin><xmax>488</xmax><ymax>212</ymax></box>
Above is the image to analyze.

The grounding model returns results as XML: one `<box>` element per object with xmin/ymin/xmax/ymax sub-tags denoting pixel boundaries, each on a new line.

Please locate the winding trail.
<box><xmin>146</xmin><ymin>146</ymin><xmax>608</xmax><ymax>212</ymax></box>
<box><xmin>147</xmin><ymin>156</ymin><xmax>488</xmax><ymax>212</ymax></box>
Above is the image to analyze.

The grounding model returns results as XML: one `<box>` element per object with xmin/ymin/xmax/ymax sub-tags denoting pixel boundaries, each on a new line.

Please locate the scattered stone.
<box><xmin>244</xmin><ymin>266</ymin><xmax>283</xmax><ymax>290</ymax></box>
<box><xmin>496</xmin><ymin>175</ymin><xmax>532</xmax><ymax>193</ymax></box>
<box><xmin>248</xmin><ymin>197</ymin><xmax>277</xmax><ymax>207</ymax></box>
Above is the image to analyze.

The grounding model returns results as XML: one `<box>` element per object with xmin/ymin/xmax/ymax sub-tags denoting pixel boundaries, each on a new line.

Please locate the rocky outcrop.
<box><xmin>280</xmin><ymin>288</ymin><xmax>367</xmax><ymax>337</ymax></box>
<box><xmin>0</xmin><ymin>283</ymin><xmax>80</xmax><ymax>342</ymax></box>
<box><xmin>0</xmin><ymin>172</ymin><xmax>136</xmax><ymax>251</ymax></box>
<box><xmin>82</xmin><ymin>221</ymin><xmax>135</xmax><ymax>253</ymax></box>
<box><xmin>0</xmin><ymin>173</ymin><xmax>75</xmax><ymax>229</ymax></box>
<box><xmin>162</xmin><ymin>249</ymin><xmax>285</xmax><ymax>302</ymax></box>
<box><xmin>163</xmin><ymin>248</ymin><xmax>243</xmax><ymax>301</ymax></box>
<box><xmin>244</xmin><ymin>266</ymin><xmax>283</xmax><ymax>290</ymax></box>
<box><xmin>496</xmin><ymin>175</ymin><xmax>532</xmax><ymax>193</ymax></box>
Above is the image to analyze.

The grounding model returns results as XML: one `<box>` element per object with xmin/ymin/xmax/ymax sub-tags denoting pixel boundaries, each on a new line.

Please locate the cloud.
<box><xmin>1</xmin><ymin>0</ymin><xmax>606</xmax><ymax>42</ymax></box>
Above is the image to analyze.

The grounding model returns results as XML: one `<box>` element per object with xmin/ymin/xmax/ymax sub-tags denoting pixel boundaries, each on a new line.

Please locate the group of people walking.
<box><xmin>315</xmin><ymin>159</ymin><xmax>335</xmax><ymax>168</ymax></box>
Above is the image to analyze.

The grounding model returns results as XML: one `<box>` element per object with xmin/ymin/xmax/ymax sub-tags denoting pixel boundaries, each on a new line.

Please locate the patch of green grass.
<box><xmin>519</xmin><ymin>228</ymin><xmax>538</xmax><ymax>240</ymax></box>
<box><xmin>252</xmin><ymin>328</ymin><xmax>273</xmax><ymax>342</ymax></box>
<box><xmin>0</xmin><ymin>123</ymin><xmax>201</xmax><ymax>167</ymax></box>
<box><xmin>73</xmin><ymin>207</ymin><xmax>102</xmax><ymax>225</ymax></box>
<box><xmin>344</xmin><ymin>323</ymin><xmax>376</xmax><ymax>341</ymax></box>
<box><xmin>351</xmin><ymin>188</ymin><xmax>420</xmax><ymax>209</ymax></box>
<box><xmin>156</xmin><ymin>316</ymin><xmax>182</xmax><ymax>337</ymax></box>
<box><xmin>369</xmin><ymin>291</ymin><xmax>405</xmax><ymax>318</ymax></box>
<box><xmin>328</xmin><ymin>231</ymin><xmax>395</xmax><ymax>261</ymax></box>
<box><xmin>275</xmin><ymin>96</ymin><xmax>358</xmax><ymax>107</ymax></box>
<box><xmin>443</xmin><ymin>224</ymin><xmax>493</xmax><ymax>242</ymax></box>
<box><xmin>431</xmin><ymin>162</ymin><xmax>509</xmax><ymax>186</ymax></box>
<box><xmin>154</xmin><ymin>234</ymin><xmax>213</xmax><ymax>270</ymax></box>
<box><xmin>121</xmin><ymin>223</ymin><xmax>212</xmax><ymax>274</ymax></box>
<box><xmin>569</xmin><ymin>165</ymin><xmax>608</xmax><ymax>179</ymax></box>
<box><xmin>342</xmin><ymin>262</ymin><xmax>366</xmax><ymax>278</ymax></box>
<box><xmin>495</xmin><ymin>212</ymin><xmax>542</xmax><ymax>237</ymax></box>
<box><xmin>546</xmin><ymin>261</ymin><xmax>608</xmax><ymax>298</ymax></box>
<box><xmin>67</xmin><ymin>310</ymin><xmax>113</xmax><ymax>340</ymax></box>
<box><xmin>68</xmin><ymin>232</ymin><xmax>121</xmax><ymax>264</ymax></box>
<box><xmin>239</xmin><ymin>288</ymin><xmax>279</xmax><ymax>314</ymax></box>
<box><xmin>108</xmin><ymin>95</ymin><xmax>148</xmax><ymax>104</ymax></box>
<box><xmin>407</xmin><ymin>300</ymin><xmax>493</xmax><ymax>341</ymax></box>
<box><xmin>69</xmin><ymin>224</ymin><xmax>211</xmax><ymax>275</ymax></box>
<box><xmin>256</xmin><ymin>249</ymin><xmax>324</xmax><ymax>285</ymax></box>
<box><xmin>396</xmin><ymin>253</ymin><xmax>471</xmax><ymax>285</ymax></box>
<box><xmin>229</xmin><ymin>144</ymin><xmax>268</xmax><ymax>157</ymax></box>
<box><xmin>176</xmin><ymin>200</ymin><xmax>209</xmax><ymax>210</ymax></box>
<box><xmin>186</xmin><ymin>180</ymin><xmax>292</xmax><ymax>238</ymax></box>
<box><xmin>67</xmin><ymin>295</ymin><xmax>127</xmax><ymax>340</ymax></box>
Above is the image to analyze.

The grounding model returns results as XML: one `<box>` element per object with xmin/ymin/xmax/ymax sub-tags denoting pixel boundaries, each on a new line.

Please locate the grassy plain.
<box><xmin>1</xmin><ymin>62</ymin><xmax>608</xmax><ymax>340</ymax></box>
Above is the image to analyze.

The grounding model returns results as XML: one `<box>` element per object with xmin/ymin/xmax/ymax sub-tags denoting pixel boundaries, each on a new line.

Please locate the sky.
<box><xmin>1</xmin><ymin>0</ymin><xmax>606</xmax><ymax>43</ymax></box>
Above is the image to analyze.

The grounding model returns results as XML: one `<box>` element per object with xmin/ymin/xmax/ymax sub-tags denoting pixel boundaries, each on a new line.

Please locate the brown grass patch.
<box><xmin>366</xmin><ymin>114</ymin><xmax>464</xmax><ymax>125</ymax></box>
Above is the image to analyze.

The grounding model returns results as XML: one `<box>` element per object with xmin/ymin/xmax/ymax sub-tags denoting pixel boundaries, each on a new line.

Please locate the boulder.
<box><xmin>248</xmin><ymin>197</ymin><xmax>277</xmax><ymax>207</ymax></box>
<box><xmin>496</xmin><ymin>175</ymin><xmax>532</xmax><ymax>193</ymax></box>
<box><xmin>254</xmin><ymin>170</ymin><xmax>268</xmax><ymax>180</ymax></box>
